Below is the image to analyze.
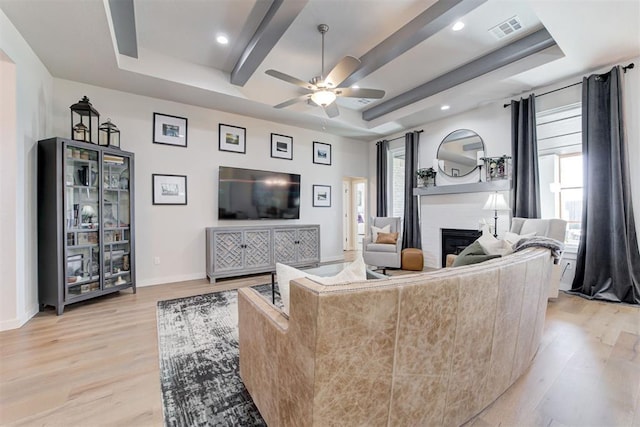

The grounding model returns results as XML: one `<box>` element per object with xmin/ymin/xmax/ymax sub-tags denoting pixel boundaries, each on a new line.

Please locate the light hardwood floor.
<box><xmin>1</xmin><ymin>261</ymin><xmax>639</xmax><ymax>426</ymax></box>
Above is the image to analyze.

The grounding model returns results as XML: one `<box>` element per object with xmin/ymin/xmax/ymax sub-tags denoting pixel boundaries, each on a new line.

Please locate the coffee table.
<box><xmin>269</xmin><ymin>263</ymin><xmax>386</xmax><ymax>303</ymax></box>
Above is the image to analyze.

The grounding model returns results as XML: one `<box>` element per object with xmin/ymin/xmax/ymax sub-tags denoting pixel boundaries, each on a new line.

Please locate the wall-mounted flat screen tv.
<box><xmin>218</xmin><ymin>166</ymin><xmax>301</xmax><ymax>220</ymax></box>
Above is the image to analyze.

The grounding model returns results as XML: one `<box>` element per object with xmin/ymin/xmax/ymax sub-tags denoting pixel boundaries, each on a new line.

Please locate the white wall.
<box><xmin>52</xmin><ymin>79</ymin><xmax>369</xmax><ymax>286</ymax></box>
<box><xmin>368</xmin><ymin>57</ymin><xmax>640</xmax><ymax>268</ymax></box>
<box><xmin>0</xmin><ymin>8</ymin><xmax>53</xmax><ymax>330</ymax></box>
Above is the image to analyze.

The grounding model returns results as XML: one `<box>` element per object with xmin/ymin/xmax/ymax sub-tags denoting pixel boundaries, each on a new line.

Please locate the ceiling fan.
<box><xmin>265</xmin><ymin>24</ymin><xmax>385</xmax><ymax>118</ymax></box>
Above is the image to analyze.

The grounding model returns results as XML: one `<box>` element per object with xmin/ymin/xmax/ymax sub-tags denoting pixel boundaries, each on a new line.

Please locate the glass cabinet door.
<box><xmin>102</xmin><ymin>153</ymin><xmax>132</xmax><ymax>289</ymax></box>
<box><xmin>64</xmin><ymin>145</ymin><xmax>101</xmax><ymax>298</ymax></box>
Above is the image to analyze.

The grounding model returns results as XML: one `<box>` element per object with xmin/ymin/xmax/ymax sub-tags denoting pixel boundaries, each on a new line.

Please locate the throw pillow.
<box><xmin>451</xmin><ymin>240</ymin><xmax>502</xmax><ymax>267</ymax></box>
<box><xmin>371</xmin><ymin>224</ymin><xmax>391</xmax><ymax>242</ymax></box>
<box><xmin>504</xmin><ymin>231</ymin><xmax>536</xmax><ymax>247</ymax></box>
<box><xmin>375</xmin><ymin>231</ymin><xmax>398</xmax><ymax>244</ymax></box>
<box><xmin>276</xmin><ymin>256</ymin><xmax>367</xmax><ymax>315</ymax></box>
<box><xmin>478</xmin><ymin>233</ymin><xmax>514</xmax><ymax>256</ymax></box>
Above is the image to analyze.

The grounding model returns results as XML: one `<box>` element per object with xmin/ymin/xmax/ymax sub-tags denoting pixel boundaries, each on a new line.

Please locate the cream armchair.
<box><xmin>362</xmin><ymin>217</ymin><xmax>402</xmax><ymax>271</ymax></box>
<box><xmin>510</xmin><ymin>217</ymin><xmax>567</xmax><ymax>299</ymax></box>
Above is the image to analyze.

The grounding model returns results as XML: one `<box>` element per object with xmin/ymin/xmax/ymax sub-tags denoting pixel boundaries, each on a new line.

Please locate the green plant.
<box><xmin>416</xmin><ymin>167</ymin><xmax>436</xmax><ymax>179</ymax></box>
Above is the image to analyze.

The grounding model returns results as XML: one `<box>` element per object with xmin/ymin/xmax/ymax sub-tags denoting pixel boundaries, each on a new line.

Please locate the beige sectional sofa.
<box><xmin>238</xmin><ymin>247</ymin><xmax>553</xmax><ymax>426</ymax></box>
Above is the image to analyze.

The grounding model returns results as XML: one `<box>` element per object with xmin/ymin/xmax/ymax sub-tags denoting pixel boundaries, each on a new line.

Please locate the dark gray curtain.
<box><xmin>571</xmin><ymin>66</ymin><xmax>640</xmax><ymax>304</ymax></box>
<box><xmin>376</xmin><ymin>140</ymin><xmax>388</xmax><ymax>217</ymax></box>
<box><xmin>402</xmin><ymin>131</ymin><xmax>422</xmax><ymax>250</ymax></box>
<box><xmin>511</xmin><ymin>94</ymin><xmax>541</xmax><ymax>218</ymax></box>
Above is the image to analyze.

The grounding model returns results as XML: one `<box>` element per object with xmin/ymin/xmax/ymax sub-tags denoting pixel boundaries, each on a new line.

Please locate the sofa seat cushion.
<box><xmin>276</xmin><ymin>257</ymin><xmax>367</xmax><ymax>315</ymax></box>
<box><xmin>365</xmin><ymin>242</ymin><xmax>398</xmax><ymax>253</ymax></box>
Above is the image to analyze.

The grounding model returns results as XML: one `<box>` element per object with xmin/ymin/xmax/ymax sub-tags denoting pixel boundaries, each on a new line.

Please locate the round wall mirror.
<box><xmin>436</xmin><ymin>129</ymin><xmax>485</xmax><ymax>177</ymax></box>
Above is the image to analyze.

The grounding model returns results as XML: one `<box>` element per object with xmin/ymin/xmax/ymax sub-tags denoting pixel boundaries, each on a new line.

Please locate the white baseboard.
<box><xmin>0</xmin><ymin>303</ymin><xmax>40</xmax><ymax>331</ymax></box>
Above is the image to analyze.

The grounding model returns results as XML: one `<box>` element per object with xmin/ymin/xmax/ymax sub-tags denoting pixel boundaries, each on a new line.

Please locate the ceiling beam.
<box><xmin>363</xmin><ymin>28</ymin><xmax>557</xmax><ymax>121</ymax></box>
<box><xmin>341</xmin><ymin>0</ymin><xmax>487</xmax><ymax>88</ymax></box>
<box><xmin>230</xmin><ymin>0</ymin><xmax>308</xmax><ymax>87</ymax></box>
<box><xmin>108</xmin><ymin>0</ymin><xmax>138</xmax><ymax>58</ymax></box>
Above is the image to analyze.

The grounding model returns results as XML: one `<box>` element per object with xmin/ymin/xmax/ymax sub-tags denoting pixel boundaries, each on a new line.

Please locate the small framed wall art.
<box><xmin>271</xmin><ymin>133</ymin><xmax>293</xmax><ymax>160</ymax></box>
<box><xmin>153</xmin><ymin>113</ymin><xmax>188</xmax><ymax>147</ymax></box>
<box><xmin>152</xmin><ymin>174</ymin><xmax>187</xmax><ymax>205</ymax></box>
<box><xmin>219</xmin><ymin>123</ymin><xmax>246</xmax><ymax>154</ymax></box>
<box><xmin>312</xmin><ymin>185</ymin><xmax>331</xmax><ymax>207</ymax></box>
<box><xmin>313</xmin><ymin>141</ymin><xmax>332</xmax><ymax>165</ymax></box>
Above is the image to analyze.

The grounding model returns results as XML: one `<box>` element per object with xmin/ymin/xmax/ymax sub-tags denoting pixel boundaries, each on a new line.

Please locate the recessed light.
<box><xmin>216</xmin><ymin>35</ymin><xmax>229</xmax><ymax>45</ymax></box>
<box><xmin>351</xmin><ymin>85</ymin><xmax>360</xmax><ymax>89</ymax></box>
<box><xmin>441</xmin><ymin>105</ymin><xmax>450</xmax><ymax>110</ymax></box>
<box><xmin>452</xmin><ymin>21</ymin><xmax>465</xmax><ymax>31</ymax></box>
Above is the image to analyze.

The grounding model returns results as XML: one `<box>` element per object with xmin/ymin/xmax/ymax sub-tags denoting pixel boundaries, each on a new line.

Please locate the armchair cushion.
<box><xmin>371</xmin><ymin>224</ymin><xmax>390</xmax><ymax>241</ymax></box>
<box><xmin>365</xmin><ymin>243</ymin><xmax>399</xmax><ymax>253</ymax></box>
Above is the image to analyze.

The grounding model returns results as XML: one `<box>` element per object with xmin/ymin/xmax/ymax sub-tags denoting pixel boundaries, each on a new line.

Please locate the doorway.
<box><xmin>342</xmin><ymin>177</ymin><xmax>367</xmax><ymax>251</ymax></box>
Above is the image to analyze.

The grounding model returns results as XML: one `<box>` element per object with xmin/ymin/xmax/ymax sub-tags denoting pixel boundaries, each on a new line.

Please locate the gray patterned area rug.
<box><xmin>156</xmin><ymin>285</ymin><xmax>276</xmax><ymax>427</ymax></box>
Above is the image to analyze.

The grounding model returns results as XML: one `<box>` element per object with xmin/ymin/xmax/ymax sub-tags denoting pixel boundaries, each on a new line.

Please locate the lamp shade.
<box><xmin>483</xmin><ymin>193</ymin><xmax>509</xmax><ymax>211</ymax></box>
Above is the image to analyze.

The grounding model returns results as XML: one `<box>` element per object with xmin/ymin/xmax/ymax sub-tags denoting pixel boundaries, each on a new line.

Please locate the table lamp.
<box><xmin>483</xmin><ymin>192</ymin><xmax>510</xmax><ymax>237</ymax></box>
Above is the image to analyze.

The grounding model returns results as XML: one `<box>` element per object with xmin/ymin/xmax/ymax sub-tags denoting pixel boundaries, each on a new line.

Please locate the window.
<box><xmin>536</xmin><ymin>103</ymin><xmax>582</xmax><ymax>247</ymax></box>
<box><xmin>388</xmin><ymin>145</ymin><xmax>405</xmax><ymax>218</ymax></box>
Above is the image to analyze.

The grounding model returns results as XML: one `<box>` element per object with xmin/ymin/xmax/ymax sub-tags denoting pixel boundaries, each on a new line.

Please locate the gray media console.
<box><xmin>205</xmin><ymin>224</ymin><xmax>320</xmax><ymax>283</ymax></box>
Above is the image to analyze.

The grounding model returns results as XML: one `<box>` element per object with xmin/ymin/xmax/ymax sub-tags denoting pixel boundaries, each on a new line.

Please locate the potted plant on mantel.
<box><xmin>416</xmin><ymin>167</ymin><xmax>437</xmax><ymax>187</ymax></box>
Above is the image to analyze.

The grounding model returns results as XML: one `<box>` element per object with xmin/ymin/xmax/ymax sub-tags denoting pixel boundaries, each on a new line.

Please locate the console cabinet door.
<box><xmin>243</xmin><ymin>229</ymin><xmax>272</xmax><ymax>269</ymax></box>
<box><xmin>213</xmin><ymin>230</ymin><xmax>244</xmax><ymax>272</ymax></box>
<box><xmin>297</xmin><ymin>227</ymin><xmax>320</xmax><ymax>264</ymax></box>
<box><xmin>273</xmin><ymin>229</ymin><xmax>297</xmax><ymax>264</ymax></box>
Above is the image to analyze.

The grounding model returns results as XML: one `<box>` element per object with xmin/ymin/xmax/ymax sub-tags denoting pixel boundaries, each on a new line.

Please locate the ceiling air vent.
<box><xmin>489</xmin><ymin>16</ymin><xmax>523</xmax><ymax>39</ymax></box>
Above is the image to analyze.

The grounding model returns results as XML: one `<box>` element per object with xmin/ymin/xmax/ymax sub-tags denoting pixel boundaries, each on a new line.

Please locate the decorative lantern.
<box><xmin>483</xmin><ymin>155</ymin><xmax>512</xmax><ymax>181</ymax></box>
<box><xmin>70</xmin><ymin>96</ymin><xmax>99</xmax><ymax>143</ymax></box>
<box><xmin>99</xmin><ymin>119</ymin><xmax>121</xmax><ymax>149</ymax></box>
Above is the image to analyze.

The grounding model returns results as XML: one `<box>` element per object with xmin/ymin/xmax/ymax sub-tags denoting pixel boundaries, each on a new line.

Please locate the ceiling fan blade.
<box><xmin>324</xmin><ymin>56</ymin><xmax>361</xmax><ymax>88</ymax></box>
<box><xmin>265</xmin><ymin>69</ymin><xmax>316</xmax><ymax>91</ymax></box>
<box><xmin>323</xmin><ymin>102</ymin><xmax>339</xmax><ymax>118</ymax></box>
<box><xmin>336</xmin><ymin>88</ymin><xmax>385</xmax><ymax>99</ymax></box>
<box><xmin>274</xmin><ymin>94</ymin><xmax>312</xmax><ymax>109</ymax></box>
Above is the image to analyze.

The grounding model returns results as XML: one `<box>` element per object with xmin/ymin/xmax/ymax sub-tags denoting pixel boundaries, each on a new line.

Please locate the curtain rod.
<box><xmin>381</xmin><ymin>129</ymin><xmax>424</xmax><ymax>143</ymax></box>
<box><xmin>502</xmin><ymin>62</ymin><xmax>635</xmax><ymax>108</ymax></box>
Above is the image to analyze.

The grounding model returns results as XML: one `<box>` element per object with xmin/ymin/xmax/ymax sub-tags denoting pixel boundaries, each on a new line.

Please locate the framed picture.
<box><xmin>219</xmin><ymin>123</ymin><xmax>246</xmax><ymax>154</ymax></box>
<box><xmin>152</xmin><ymin>174</ymin><xmax>187</xmax><ymax>205</ymax></box>
<box><xmin>312</xmin><ymin>185</ymin><xmax>331</xmax><ymax>207</ymax></box>
<box><xmin>313</xmin><ymin>141</ymin><xmax>332</xmax><ymax>165</ymax></box>
<box><xmin>153</xmin><ymin>113</ymin><xmax>188</xmax><ymax>147</ymax></box>
<box><xmin>271</xmin><ymin>133</ymin><xmax>293</xmax><ymax>160</ymax></box>
<box><xmin>451</xmin><ymin>168</ymin><xmax>460</xmax><ymax>177</ymax></box>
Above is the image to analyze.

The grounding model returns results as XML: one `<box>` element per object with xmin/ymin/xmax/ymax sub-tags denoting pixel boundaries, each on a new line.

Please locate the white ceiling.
<box><xmin>1</xmin><ymin>0</ymin><xmax>638</xmax><ymax>141</ymax></box>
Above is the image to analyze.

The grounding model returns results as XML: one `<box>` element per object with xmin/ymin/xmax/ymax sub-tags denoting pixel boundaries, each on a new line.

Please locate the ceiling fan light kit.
<box><xmin>311</xmin><ymin>90</ymin><xmax>336</xmax><ymax>106</ymax></box>
<box><xmin>265</xmin><ymin>23</ymin><xmax>385</xmax><ymax>117</ymax></box>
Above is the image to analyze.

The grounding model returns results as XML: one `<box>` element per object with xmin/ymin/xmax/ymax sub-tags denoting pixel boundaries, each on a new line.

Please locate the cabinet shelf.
<box><xmin>66</xmin><ymin>275</ymin><xmax>100</xmax><ymax>287</ymax></box>
<box><xmin>413</xmin><ymin>180</ymin><xmax>512</xmax><ymax>196</ymax></box>
<box><xmin>67</xmin><ymin>244</ymin><xmax>99</xmax><ymax>249</ymax></box>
